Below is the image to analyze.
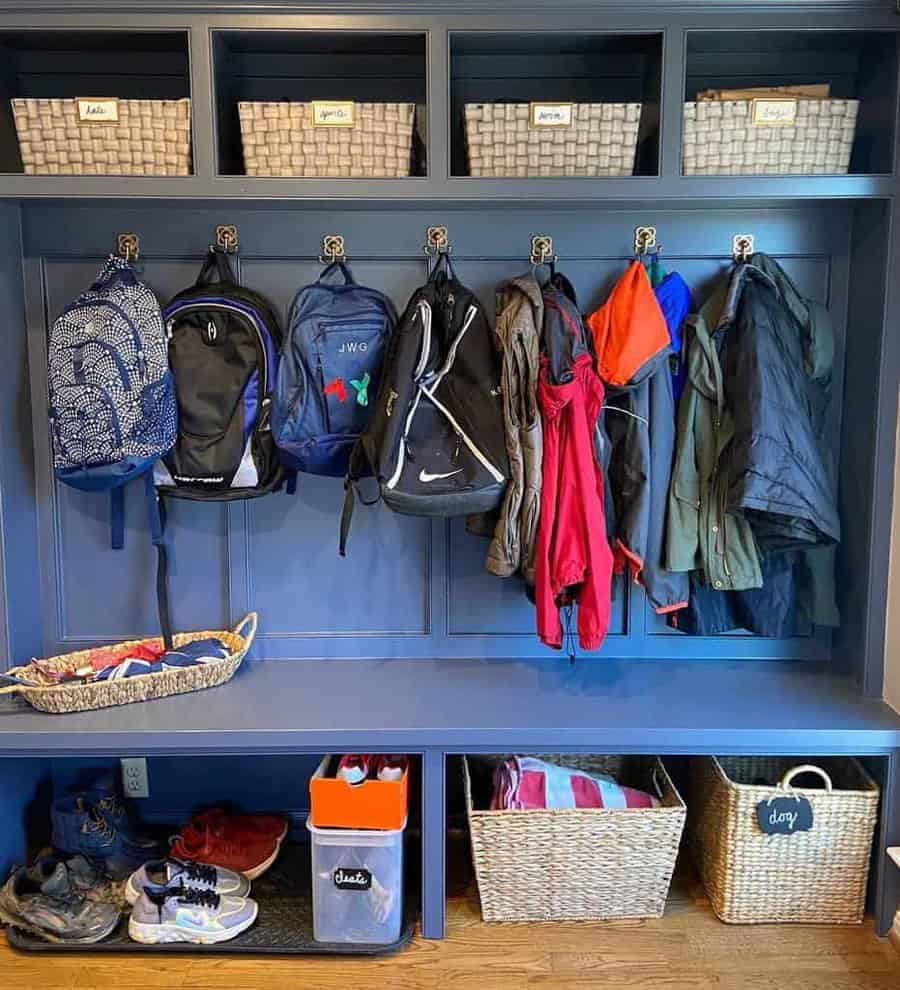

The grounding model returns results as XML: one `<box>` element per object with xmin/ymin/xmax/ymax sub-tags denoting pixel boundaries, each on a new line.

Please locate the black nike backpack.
<box><xmin>155</xmin><ymin>247</ymin><xmax>285</xmax><ymax>499</ymax></box>
<box><xmin>340</xmin><ymin>257</ymin><xmax>509</xmax><ymax>554</ymax></box>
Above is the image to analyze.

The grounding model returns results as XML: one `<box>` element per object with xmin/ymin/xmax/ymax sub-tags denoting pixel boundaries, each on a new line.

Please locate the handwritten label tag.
<box><xmin>751</xmin><ymin>99</ymin><xmax>798</xmax><ymax>126</ymax></box>
<box><xmin>77</xmin><ymin>98</ymin><xmax>119</xmax><ymax>124</ymax></box>
<box><xmin>756</xmin><ymin>795</ymin><xmax>814</xmax><ymax>835</ymax></box>
<box><xmin>311</xmin><ymin>101</ymin><xmax>355</xmax><ymax>128</ymax></box>
<box><xmin>334</xmin><ymin>867</ymin><xmax>372</xmax><ymax>891</ymax></box>
<box><xmin>529</xmin><ymin>102</ymin><xmax>574</xmax><ymax>128</ymax></box>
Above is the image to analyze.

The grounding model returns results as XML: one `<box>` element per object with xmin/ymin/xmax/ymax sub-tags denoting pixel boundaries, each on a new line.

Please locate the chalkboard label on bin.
<box><xmin>334</xmin><ymin>868</ymin><xmax>372</xmax><ymax>891</ymax></box>
<box><xmin>756</xmin><ymin>796</ymin><xmax>814</xmax><ymax>835</ymax></box>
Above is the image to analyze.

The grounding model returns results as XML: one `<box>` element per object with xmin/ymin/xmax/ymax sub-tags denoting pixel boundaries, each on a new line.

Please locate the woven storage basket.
<box><xmin>683</xmin><ymin>99</ymin><xmax>859</xmax><ymax>175</ymax></box>
<box><xmin>11</xmin><ymin>98</ymin><xmax>192</xmax><ymax>176</ymax></box>
<box><xmin>0</xmin><ymin>613</ymin><xmax>257</xmax><ymax>714</ymax></box>
<box><xmin>689</xmin><ymin>756</ymin><xmax>879</xmax><ymax>925</ymax></box>
<box><xmin>238</xmin><ymin>102</ymin><xmax>415</xmax><ymax>177</ymax></box>
<box><xmin>464</xmin><ymin>754</ymin><xmax>686</xmax><ymax>922</ymax></box>
<box><xmin>464</xmin><ymin>102</ymin><xmax>642</xmax><ymax>177</ymax></box>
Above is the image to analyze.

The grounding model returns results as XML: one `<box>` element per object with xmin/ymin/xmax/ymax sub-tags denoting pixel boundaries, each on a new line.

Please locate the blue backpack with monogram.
<box><xmin>272</xmin><ymin>262</ymin><xmax>396</xmax><ymax>477</ymax></box>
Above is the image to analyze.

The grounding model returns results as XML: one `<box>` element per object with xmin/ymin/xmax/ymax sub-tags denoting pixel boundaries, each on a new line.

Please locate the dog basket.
<box><xmin>238</xmin><ymin>101</ymin><xmax>415</xmax><ymax>177</ymax></box>
<box><xmin>689</xmin><ymin>756</ymin><xmax>879</xmax><ymax>924</ymax></box>
<box><xmin>11</xmin><ymin>97</ymin><xmax>192</xmax><ymax>176</ymax></box>
<box><xmin>0</xmin><ymin>613</ymin><xmax>257</xmax><ymax>714</ymax></box>
<box><xmin>683</xmin><ymin>99</ymin><xmax>859</xmax><ymax>175</ymax></box>
<box><xmin>464</xmin><ymin>754</ymin><xmax>686</xmax><ymax>922</ymax></box>
<box><xmin>464</xmin><ymin>102</ymin><xmax>642</xmax><ymax>177</ymax></box>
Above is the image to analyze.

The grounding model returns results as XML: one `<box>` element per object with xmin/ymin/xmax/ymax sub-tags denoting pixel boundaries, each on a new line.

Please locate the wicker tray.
<box><xmin>689</xmin><ymin>756</ymin><xmax>879</xmax><ymax>925</ymax></box>
<box><xmin>0</xmin><ymin>613</ymin><xmax>257</xmax><ymax>714</ymax></box>
<box><xmin>11</xmin><ymin>98</ymin><xmax>192</xmax><ymax>176</ymax></box>
<box><xmin>683</xmin><ymin>99</ymin><xmax>859</xmax><ymax>175</ymax></box>
<box><xmin>464</xmin><ymin>102</ymin><xmax>642</xmax><ymax>177</ymax></box>
<box><xmin>464</xmin><ymin>754</ymin><xmax>686</xmax><ymax>922</ymax></box>
<box><xmin>238</xmin><ymin>101</ymin><xmax>415</xmax><ymax>177</ymax></box>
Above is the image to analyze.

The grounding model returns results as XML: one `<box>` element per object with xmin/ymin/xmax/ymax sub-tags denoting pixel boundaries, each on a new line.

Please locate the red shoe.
<box><xmin>373</xmin><ymin>755</ymin><xmax>408</xmax><ymax>782</ymax></box>
<box><xmin>191</xmin><ymin>808</ymin><xmax>288</xmax><ymax>843</ymax></box>
<box><xmin>337</xmin><ymin>755</ymin><xmax>370</xmax><ymax>785</ymax></box>
<box><xmin>170</xmin><ymin>826</ymin><xmax>280</xmax><ymax>881</ymax></box>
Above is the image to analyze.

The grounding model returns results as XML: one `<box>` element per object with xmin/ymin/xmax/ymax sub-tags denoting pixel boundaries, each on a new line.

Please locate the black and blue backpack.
<box><xmin>272</xmin><ymin>261</ymin><xmax>397</xmax><ymax>478</ymax></box>
<box><xmin>154</xmin><ymin>247</ymin><xmax>284</xmax><ymax>498</ymax></box>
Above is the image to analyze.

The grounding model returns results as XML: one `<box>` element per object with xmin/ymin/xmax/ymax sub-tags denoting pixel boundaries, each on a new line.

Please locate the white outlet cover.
<box><xmin>120</xmin><ymin>758</ymin><xmax>149</xmax><ymax>799</ymax></box>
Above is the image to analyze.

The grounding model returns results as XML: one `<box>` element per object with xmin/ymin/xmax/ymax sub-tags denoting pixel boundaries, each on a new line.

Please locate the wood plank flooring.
<box><xmin>2</xmin><ymin>835</ymin><xmax>898</xmax><ymax>990</ymax></box>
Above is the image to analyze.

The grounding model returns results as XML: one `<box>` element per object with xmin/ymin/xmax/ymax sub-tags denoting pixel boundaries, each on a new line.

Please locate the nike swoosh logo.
<box><xmin>419</xmin><ymin>469</ymin><xmax>463</xmax><ymax>484</ymax></box>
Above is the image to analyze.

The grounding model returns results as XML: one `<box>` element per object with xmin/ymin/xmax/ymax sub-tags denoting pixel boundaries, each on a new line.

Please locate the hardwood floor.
<box><xmin>2</xmin><ymin>836</ymin><xmax>898</xmax><ymax>990</ymax></box>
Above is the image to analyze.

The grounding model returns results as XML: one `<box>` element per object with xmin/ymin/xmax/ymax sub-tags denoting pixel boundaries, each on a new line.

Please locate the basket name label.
<box><xmin>312</xmin><ymin>101</ymin><xmax>356</xmax><ymax>128</ymax></box>
<box><xmin>530</xmin><ymin>103</ymin><xmax>574</xmax><ymax>128</ymax></box>
<box><xmin>756</xmin><ymin>796</ymin><xmax>814</xmax><ymax>835</ymax></box>
<box><xmin>751</xmin><ymin>99</ymin><xmax>798</xmax><ymax>126</ymax></box>
<box><xmin>334</xmin><ymin>867</ymin><xmax>372</xmax><ymax>891</ymax></box>
<box><xmin>77</xmin><ymin>98</ymin><xmax>119</xmax><ymax>123</ymax></box>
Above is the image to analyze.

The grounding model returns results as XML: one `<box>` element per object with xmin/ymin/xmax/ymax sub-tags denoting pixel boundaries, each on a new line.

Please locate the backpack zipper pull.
<box><xmin>453</xmin><ymin>432</ymin><xmax>462</xmax><ymax>465</ymax></box>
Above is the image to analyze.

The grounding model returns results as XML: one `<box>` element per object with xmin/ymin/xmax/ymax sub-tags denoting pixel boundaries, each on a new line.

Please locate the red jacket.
<box><xmin>535</xmin><ymin>352</ymin><xmax>613</xmax><ymax>652</ymax></box>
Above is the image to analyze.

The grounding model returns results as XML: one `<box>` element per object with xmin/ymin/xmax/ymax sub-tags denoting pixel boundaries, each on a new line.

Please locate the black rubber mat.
<box><xmin>6</xmin><ymin>843</ymin><xmax>415</xmax><ymax>956</ymax></box>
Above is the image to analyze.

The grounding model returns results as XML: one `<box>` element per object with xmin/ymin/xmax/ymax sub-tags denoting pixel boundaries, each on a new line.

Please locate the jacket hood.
<box><xmin>498</xmin><ymin>272</ymin><xmax>544</xmax><ymax>311</ymax></box>
<box><xmin>587</xmin><ymin>261</ymin><xmax>671</xmax><ymax>388</ymax></box>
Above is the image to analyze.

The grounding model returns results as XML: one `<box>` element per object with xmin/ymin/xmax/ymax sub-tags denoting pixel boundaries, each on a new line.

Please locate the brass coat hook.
<box><xmin>424</xmin><ymin>225</ymin><xmax>451</xmax><ymax>257</ymax></box>
<box><xmin>732</xmin><ymin>234</ymin><xmax>755</xmax><ymax>261</ymax></box>
<box><xmin>320</xmin><ymin>234</ymin><xmax>347</xmax><ymax>264</ymax></box>
<box><xmin>530</xmin><ymin>234</ymin><xmax>556</xmax><ymax>267</ymax></box>
<box><xmin>634</xmin><ymin>225</ymin><xmax>659</xmax><ymax>257</ymax></box>
<box><xmin>215</xmin><ymin>224</ymin><xmax>239</xmax><ymax>254</ymax></box>
<box><xmin>116</xmin><ymin>232</ymin><xmax>140</xmax><ymax>263</ymax></box>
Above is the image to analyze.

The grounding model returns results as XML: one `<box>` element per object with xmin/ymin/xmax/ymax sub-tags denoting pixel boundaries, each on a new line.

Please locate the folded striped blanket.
<box><xmin>490</xmin><ymin>757</ymin><xmax>660</xmax><ymax>810</ymax></box>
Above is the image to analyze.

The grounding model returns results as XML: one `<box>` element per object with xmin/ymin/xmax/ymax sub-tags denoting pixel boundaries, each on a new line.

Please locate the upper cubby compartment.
<box><xmin>450</xmin><ymin>33</ymin><xmax>662</xmax><ymax>178</ymax></box>
<box><xmin>0</xmin><ymin>30</ymin><xmax>192</xmax><ymax>176</ymax></box>
<box><xmin>212</xmin><ymin>31</ymin><xmax>428</xmax><ymax>178</ymax></box>
<box><xmin>684</xmin><ymin>31</ymin><xmax>898</xmax><ymax>176</ymax></box>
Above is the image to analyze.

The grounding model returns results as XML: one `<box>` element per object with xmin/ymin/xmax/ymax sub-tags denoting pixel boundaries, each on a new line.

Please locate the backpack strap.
<box><xmin>145</xmin><ymin>474</ymin><xmax>173</xmax><ymax>650</ymax></box>
<box><xmin>339</xmin><ymin>444</ymin><xmax>381</xmax><ymax>557</ymax></box>
<box><xmin>110</xmin><ymin>488</ymin><xmax>126</xmax><ymax>550</ymax></box>
<box><xmin>318</xmin><ymin>261</ymin><xmax>356</xmax><ymax>285</ymax></box>
<box><xmin>195</xmin><ymin>247</ymin><xmax>236</xmax><ymax>288</ymax></box>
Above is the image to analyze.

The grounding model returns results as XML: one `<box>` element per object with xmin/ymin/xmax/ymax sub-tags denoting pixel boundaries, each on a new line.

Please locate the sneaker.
<box><xmin>0</xmin><ymin>860</ymin><xmax>120</xmax><ymax>944</ymax></box>
<box><xmin>373</xmin><ymin>755</ymin><xmax>408</xmax><ymax>782</ymax></box>
<box><xmin>170</xmin><ymin>827</ymin><xmax>280</xmax><ymax>881</ymax></box>
<box><xmin>125</xmin><ymin>859</ymin><xmax>251</xmax><ymax>906</ymax></box>
<box><xmin>337</xmin><ymin>755</ymin><xmax>370</xmax><ymax>785</ymax></box>
<box><xmin>128</xmin><ymin>883</ymin><xmax>257</xmax><ymax>945</ymax></box>
<box><xmin>51</xmin><ymin>797</ymin><xmax>163</xmax><ymax>880</ymax></box>
<box><xmin>191</xmin><ymin>808</ymin><xmax>288</xmax><ymax>843</ymax></box>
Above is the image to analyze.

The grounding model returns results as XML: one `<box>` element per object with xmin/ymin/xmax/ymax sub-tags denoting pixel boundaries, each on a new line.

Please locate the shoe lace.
<box><xmin>83</xmin><ymin>807</ymin><xmax>116</xmax><ymax>843</ymax></box>
<box><xmin>179</xmin><ymin>887</ymin><xmax>220</xmax><ymax>910</ymax></box>
<box><xmin>182</xmin><ymin>861</ymin><xmax>217</xmax><ymax>885</ymax></box>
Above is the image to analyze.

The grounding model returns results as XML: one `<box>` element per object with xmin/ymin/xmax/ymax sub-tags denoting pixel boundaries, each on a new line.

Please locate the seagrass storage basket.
<box><xmin>0</xmin><ymin>614</ymin><xmax>257</xmax><ymax>714</ymax></box>
<box><xmin>683</xmin><ymin>99</ymin><xmax>859</xmax><ymax>175</ymax></box>
<box><xmin>464</xmin><ymin>754</ymin><xmax>686</xmax><ymax>922</ymax></box>
<box><xmin>689</xmin><ymin>756</ymin><xmax>879</xmax><ymax>925</ymax></box>
<box><xmin>464</xmin><ymin>102</ymin><xmax>642</xmax><ymax>177</ymax></box>
<box><xmin>238</xmin><ymin>101</ymin><xmax>415</xmax><ymax>177</ymax></box>
<box><xmin>11</xmin><ymin>98</ymin><xmax>192</xmax><ymax>176</ymax></box>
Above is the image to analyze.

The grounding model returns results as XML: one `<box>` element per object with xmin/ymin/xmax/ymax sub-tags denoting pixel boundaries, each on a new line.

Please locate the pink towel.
<box><xmin>490</xmin><ymin>757</ymin><xmax>660</xmax><ymax>810</ymax></box>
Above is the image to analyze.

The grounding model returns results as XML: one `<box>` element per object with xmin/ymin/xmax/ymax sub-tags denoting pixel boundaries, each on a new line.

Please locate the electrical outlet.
<box><xmin>120</xmin><ymin>758</ymin><xmax>149</xmax><ymax>799</ymax></box>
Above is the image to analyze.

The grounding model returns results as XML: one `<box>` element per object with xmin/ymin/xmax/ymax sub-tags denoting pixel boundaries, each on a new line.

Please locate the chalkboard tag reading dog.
<box><xmin>755</xmin><ymin>764</ymin><xmax>831</xmax><ymax>836</ymax></box>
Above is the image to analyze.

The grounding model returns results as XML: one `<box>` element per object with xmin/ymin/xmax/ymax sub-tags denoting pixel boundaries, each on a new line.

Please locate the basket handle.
<box><xmin>0</xmin><ymin>683</ymin><xmax>24</xmax><ymax>696</ymax></box>
<box><xmin>232</xmin><ymin>612</ymin><xmax>258</xmax><ymax>646</ymax></box>
<box><xmin>778</xmin><ymin>764</ymin><xmax>833</xmax><ymax>793</ymax></box>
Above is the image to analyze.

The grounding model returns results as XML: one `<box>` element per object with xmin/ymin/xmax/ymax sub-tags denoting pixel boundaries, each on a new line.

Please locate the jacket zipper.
<box><xmin>165</xmin><ymin>302</ymin><xmax>269</xmax><ymax>395</ymax></box>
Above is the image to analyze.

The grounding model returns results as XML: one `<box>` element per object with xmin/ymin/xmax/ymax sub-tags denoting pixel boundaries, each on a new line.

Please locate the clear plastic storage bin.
<box><xmin>307</xmin><ymin>820</ymin><xmax>405</xmax><ymax>944</ymax></box>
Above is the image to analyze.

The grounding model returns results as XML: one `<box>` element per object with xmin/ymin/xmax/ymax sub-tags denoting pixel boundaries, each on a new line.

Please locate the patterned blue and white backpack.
<box><xmin>48</xmin><ymin>255</ymin><xmax>177</xmax><ymax>549</ymax></box>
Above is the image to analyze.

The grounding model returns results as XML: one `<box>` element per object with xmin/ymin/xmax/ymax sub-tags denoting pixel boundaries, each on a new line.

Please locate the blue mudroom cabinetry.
<box><xmin>0</xmin><ymin>0</ymin><xmax>898</xmax><ymax>946</ymax></box>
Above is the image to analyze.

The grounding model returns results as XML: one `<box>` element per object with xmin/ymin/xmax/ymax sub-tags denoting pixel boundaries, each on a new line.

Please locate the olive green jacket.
<box><xmin>665</xmin><ymin>279</ymin><xmax>763</xmax><ymax>591</ymax></box>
